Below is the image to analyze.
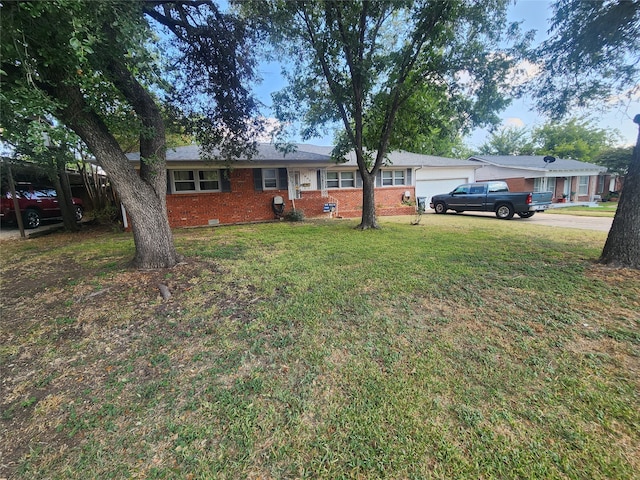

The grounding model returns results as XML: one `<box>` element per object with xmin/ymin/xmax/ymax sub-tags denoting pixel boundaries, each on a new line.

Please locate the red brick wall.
<box><xmin>166</xmin><ymin>170</ymin><xmax>289</xmax><ymax>227</ymax></box>
<box><xmin>293</xmin><ymin>186</ymin><xmax>414</xmax><ymax>218</ymax></box>
<box><xmin>553</xmin><ymin>178</ymin><xmax>566</xmax><ymax>201</ymax></box>
<box><xmin>504</xmin><ymin>178</ymin><xmax>532</xmax><ymax>192</ymax></box>
<box><xmin>165</xmin><ymin>168</ymin><xmax>415</xmax><ymax>227</ymax></box>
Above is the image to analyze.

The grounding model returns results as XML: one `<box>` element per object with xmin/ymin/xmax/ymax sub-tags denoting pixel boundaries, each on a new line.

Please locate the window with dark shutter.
<box><xmin>221</xmin><ymin>169</ymin><xmax>232</xmax><ymax>192</ymax></box>
<box><xmin>278</xmin><ymin>168</ymin><xmax>288</xmax><ymax>189</ymax></box>
<box><xmin>253</xmin><ymin>169</ymin><xmax>263</xmax><ymax>191</ymax></box>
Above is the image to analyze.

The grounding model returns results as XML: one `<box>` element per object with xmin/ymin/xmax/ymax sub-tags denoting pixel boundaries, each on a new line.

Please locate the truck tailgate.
<box><xmin>531</xmin><ymin>192</ymin><xmax>553</xmax><ymax>205</ymax></box>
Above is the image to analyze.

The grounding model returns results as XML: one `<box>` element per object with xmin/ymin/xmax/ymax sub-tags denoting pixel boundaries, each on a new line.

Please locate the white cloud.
<box><xmin>253</xmin><ymin>117</ymin><xmax>284</xmax><ymax>143</ymax></box>
<box><xmin>605</xmin><ymin>84</ymin><xmax>640</xmax><ymax>105</ymax></box>
<box><xmin>505</xmin><ymin>60</ymin><xmax>541</xmax><ymax>88</ymax></box>
<box><xmin>503</xmin><ymin>117</ymin><xmax>525</xmax><ymax>128</ymax></box>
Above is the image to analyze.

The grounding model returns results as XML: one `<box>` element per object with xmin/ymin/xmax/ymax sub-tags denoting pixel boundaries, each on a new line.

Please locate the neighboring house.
<box><xmin>128</xmin><ymin>143</ymin><xmax>459</xmax><ymax>228</ymax></box>
<box><xmin>599</xmin><ymin>172</ymin><xmax>624</xmax><ymax>199</ymax></box>
<box><xmin>468</xmin><ymin>155</ymin><xmax>608</xmax><ymax>202</ymax></box>
<box><xmin>305</xmin><ymin>146</ymin><xmax>479</xmax><ymax>206</ymax></box>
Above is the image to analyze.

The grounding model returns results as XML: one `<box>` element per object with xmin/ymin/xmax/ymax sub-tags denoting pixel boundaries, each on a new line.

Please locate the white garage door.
<box><xmin>416</xmin><ymin>178</ymin><xmax>467</xmax><ymax>206</ymax></box>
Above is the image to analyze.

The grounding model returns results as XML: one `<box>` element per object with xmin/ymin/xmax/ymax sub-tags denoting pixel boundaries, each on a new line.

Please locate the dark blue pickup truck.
<box><xmin>429</xmin><ymin>181</ymin><xmax>553</xmax><ymax>219</ymax></box>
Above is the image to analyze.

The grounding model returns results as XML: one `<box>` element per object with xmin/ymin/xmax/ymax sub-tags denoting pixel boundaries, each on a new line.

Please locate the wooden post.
<box><xmin>6</xmin><ymin>162</ymin><xmax>26</xmax><ymax>238</ymax></box>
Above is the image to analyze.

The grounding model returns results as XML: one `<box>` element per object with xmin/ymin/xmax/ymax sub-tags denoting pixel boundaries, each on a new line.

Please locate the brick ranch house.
<box><xmin>468</xmin><ymin>155</ymin><xmax>608</xmax><ymax>202</ymax></box>
<box><xmin>127</xmin><ymin>144</ymin><xmax>473</xmax><ymax>228</ymax></box>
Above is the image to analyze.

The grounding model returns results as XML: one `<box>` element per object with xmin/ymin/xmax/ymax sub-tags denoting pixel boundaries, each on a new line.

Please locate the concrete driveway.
<box><xmin>525</xmin><ymin>213</ymin><xmax>613</xmax><ymax>232</ymax></box>
<box><xmin>427</xmin><ymin>211</ymin><xmax>613</xmax><ymax>232</ymax></box>
<box><xmin>0</xmin><ymin>221</ymin><xmax>66</xmax><ymax>241</ymax></box>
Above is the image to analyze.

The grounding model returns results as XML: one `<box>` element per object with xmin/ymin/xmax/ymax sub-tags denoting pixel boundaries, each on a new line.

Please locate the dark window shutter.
<box><xmin>356</xmin><ymin>171</ymin><xmax>363</xmax><ymax>188</ymax></box>
<box><xmin>221</xmin><ymin>169</ymin><xmax>231</xmax><ymax>192</ymax></box>
<box><xmin>278</xmin><ymin>168</ymin><xmax>288</xmax><ymax>189</ymax></box>
<box><xmin>406</xmin><ymin>168</ymin><xmax>412</xmax><ymax>185</ymax></box>
<box><xmin>166</xmin><ymin>171</ymin><xmax>172</xmax><ymax>194</ymax></box>
<box><xmin>376</xmin><ymin>171</ymin><xmax>382</xmax><ymax>187</ymax></box>
<box><xmin>253</xmin><ymin>169</ymin><xmax>263</xmax><ymax>191</ymax></box>
<box><xmin>317</xmin><ymin>170</ymin><xmax>322</xmax><ymax>189</ymax></box>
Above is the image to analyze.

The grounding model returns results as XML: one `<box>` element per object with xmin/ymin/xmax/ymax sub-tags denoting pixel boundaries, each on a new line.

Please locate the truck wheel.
<box><xmin>434</xmin><ymin>202</ymin><xmax>447</xmax><ymax>214</ymax></box>
<box><xmin>75</xmin><ymin>205</ymin><xmax>84</xmax><ymax>222</ymax></box>
<box><xmin>517</xmin><ymin>211</ymin><xmax>535</xmax><ymax>218</ymax></box>
<box><xmin>495</xmin><ymin>203</ymin><xmax>514</xmax><ymax>220</ymax></box>
<box><xmin>23</xmin><ymin>208</ymin><xmax>41</xmax><ymax>229</ymax></box>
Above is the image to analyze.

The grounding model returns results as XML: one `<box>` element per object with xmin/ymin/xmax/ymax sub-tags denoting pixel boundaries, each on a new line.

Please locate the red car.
<box><xmin>1</xmin><ymin>183</ymin><xmax>84</xmax><ymax>229</ymax></box>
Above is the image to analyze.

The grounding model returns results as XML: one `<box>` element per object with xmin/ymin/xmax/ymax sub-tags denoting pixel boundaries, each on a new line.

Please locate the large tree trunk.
<box><xmin>49</xmin><ymin>83</ymin><xmax>181</xmax><ymax>269</ymax></box>
<box><xmin>357</xmin><ymin>171</ymin><xmax>379</xmax><ymax>230</ymax></box>
<box><xmin>599</xmin><ymin>117</ymin><xmax>640</xmax><ymax>269</ymax></box>
<box><xmin>105</xmin><ymin>56</ymin><xmax>182</xmax><ymax>269</ymax></box>
<box><xmin>79</xmin><ymin>118</ymin><xmax>180</xmax><ymax>270</ymax></box>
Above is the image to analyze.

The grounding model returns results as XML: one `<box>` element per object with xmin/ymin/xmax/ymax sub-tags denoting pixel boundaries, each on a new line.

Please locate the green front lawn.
<box><xmin>547</xmin><ymin>204</ymin><xmax>618</xmax><ymax>217</ymax></box>
<box><xmin>1</xmin><ymin>216</ymin><xmax>638</xmax><ymax>479</ymax></box>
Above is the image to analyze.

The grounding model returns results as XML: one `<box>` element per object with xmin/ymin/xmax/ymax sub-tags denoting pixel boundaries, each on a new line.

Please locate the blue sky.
<box><xmin>494</xmin><ymin>0</ymin><xmax>640</xmax><ymax>148</ymax></box>
<box><xmin>253</xmin><ymin>0</ymin><xmax>639</xmax><ymax>150</ymax></box>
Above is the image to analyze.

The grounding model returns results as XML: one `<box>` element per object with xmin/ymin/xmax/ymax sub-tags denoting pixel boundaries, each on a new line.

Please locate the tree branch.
<box><xmin>299</xmin><ymin>5</ymin><xmax>356</xmax><ymax>148</ymax></box>
<box><xmin>143</xmin><ymin>0</ymin><xmax>217</xmax><ymax>41</ymax></box>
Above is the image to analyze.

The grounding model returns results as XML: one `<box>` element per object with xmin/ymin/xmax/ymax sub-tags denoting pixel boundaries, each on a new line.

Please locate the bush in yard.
<box><xmin>285</xmin><ymin>209</ymin><xmax>305</xmax><ymax>222</ymax></box>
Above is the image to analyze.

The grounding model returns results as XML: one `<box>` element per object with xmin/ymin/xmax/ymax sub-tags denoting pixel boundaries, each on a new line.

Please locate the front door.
<box><xmin>289</xmin><ymin>171</ymin><xmax>302</xmax><ymax>200</ymax></box>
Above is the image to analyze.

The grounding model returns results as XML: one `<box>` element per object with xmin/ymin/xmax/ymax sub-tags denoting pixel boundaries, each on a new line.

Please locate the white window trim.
<box><xmin>578</xmin><ymin>176</ymin><xmax>589</xmax><ymax>195</ymax></box>
<box><xmin>340</xmin><ymin>171</ymin><xmax>355</xmax><ymax>188</ymax></box>
<box><xmin>534</xmin><ymin>177</ymin><xmax>556</xmax><ymax>193</ymax></box>
<box><xmin>381</xmin><ymin>169</ymin><xmax>406</xmax><ymax>186</ymax></box>
<box><xmin>171</xmin><ymin>169</ymin><xmax>222</xmax><ymax>193</ymax></box>
<box><xmin>326</xmin><ymin>170</ymin><xmax>357</xmax><ymax>189</ymax></box>
<box><xmin>262</xmin><ymin>168</ymin><xmax>279</xmax><ymax>190</ymax></box>
<box><xmin>326</xmin><ymin>171</ymin><xmax>339</xmax><ymax>189</ymax></box>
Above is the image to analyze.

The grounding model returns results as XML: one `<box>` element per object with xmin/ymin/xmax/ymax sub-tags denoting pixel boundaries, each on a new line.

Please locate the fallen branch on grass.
<box><xmin>77</xmin><ymin>287</ymin><xmax>112</xmax><ymax>302</ymax></box>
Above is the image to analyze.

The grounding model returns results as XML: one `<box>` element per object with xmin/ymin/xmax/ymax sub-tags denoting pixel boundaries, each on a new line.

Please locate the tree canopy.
<box><xmin>365</xmin><ymin>81</ymin><xmax>472</xmax><ymax>157</ymax></box>
<box><xmin>531</xmin><ymin>0</ymin><xmax>640</xmax><ymax>118</ymax></box>
<box><xmin>1</xmin><ymin>0</ymin><xmax>262</xmax><ymax>268</ymax></box>
<box><xmin>246</xmin><ymin>0</ymin><xmax>530</xmax><ymax>228</ymax></box>
<box><xmin>478</xmin><ymin>126</ymin><xmax>535</xmax><ymax>156</ymax></box>
<box><xmin>593</xmin><ymin>147</ymin><xmax>634</xmax><ymax>176</ymax></box>
<box><xmin>531</xmin><ymin>118</ymin><xmax>616</xmax><ymax>162</ymax></box>
<box><xmin>478</xmin><ymin>118</ymin><xmax>617</xmax><ymax>161</ymax></box>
